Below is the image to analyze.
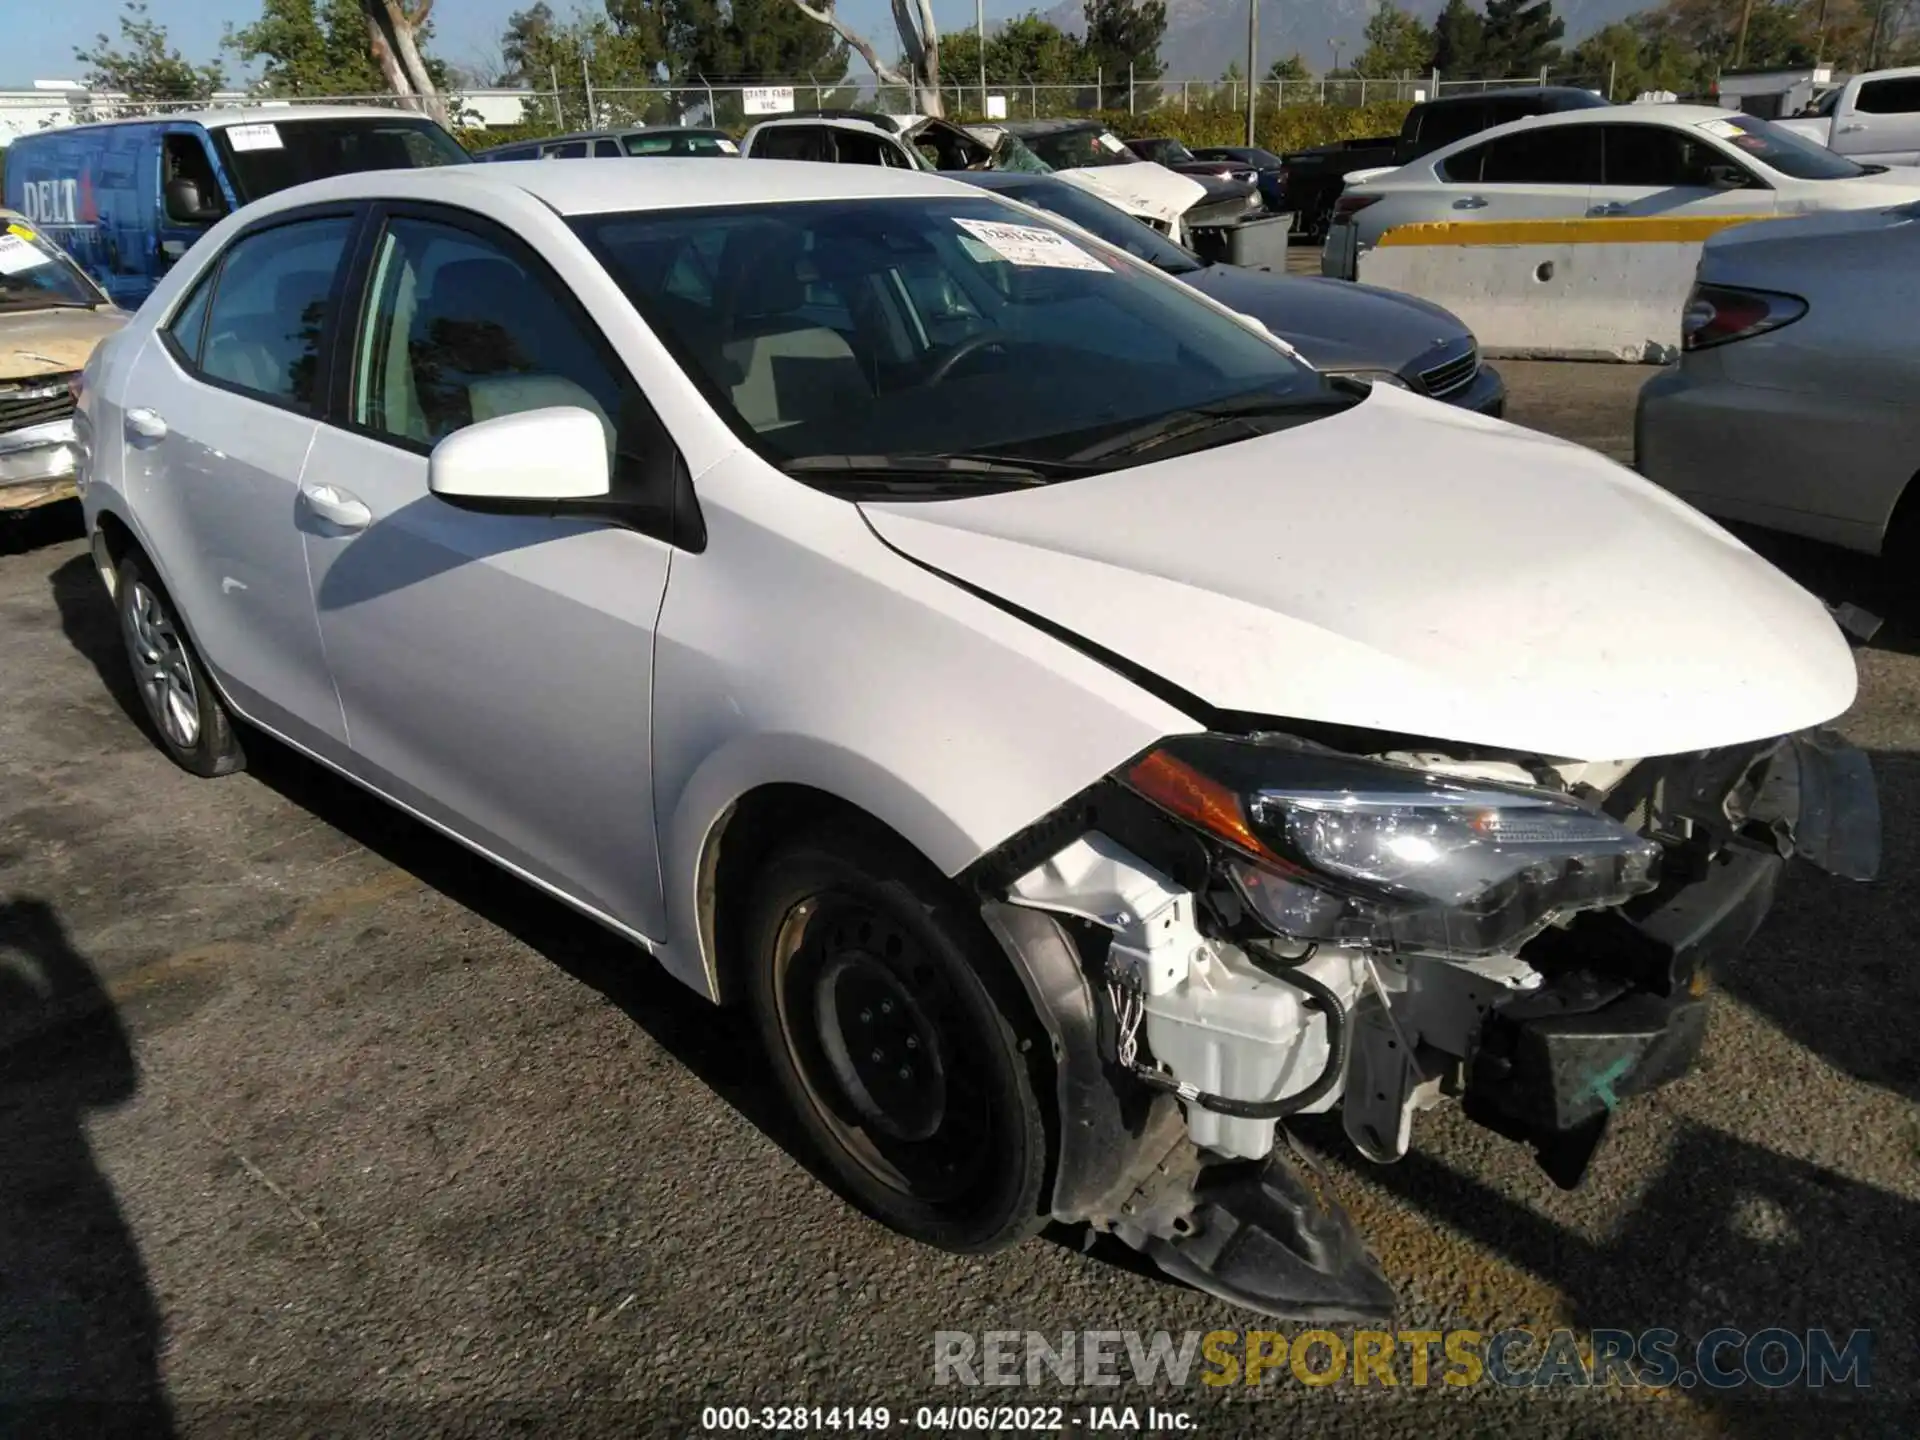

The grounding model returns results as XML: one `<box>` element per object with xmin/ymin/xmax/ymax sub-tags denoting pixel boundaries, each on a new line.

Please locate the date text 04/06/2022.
<box><xmin>698</xmin><ymin>1405</ymin><xmax>1193</xmax><ymax>1431</ymax></box>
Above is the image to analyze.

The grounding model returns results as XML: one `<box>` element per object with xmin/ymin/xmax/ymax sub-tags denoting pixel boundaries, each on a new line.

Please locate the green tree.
<box><xmin>942</xmin><ymin>13</ymin><xmax>1090</xmax><ymax>85</ymax></box>
<box><xmin>1265</xmin><ymin>52</ymin><xmax>1310</xmax><ymax>80</ymax></box>
<box><xmin>662</xmin><ymin>0</ymin><xmax>850</xmax><ymax>123</ymax></box>
<box><xmin>507</xmin><ymin>7</ymin><xmax>670</xmax><ymax>127</ymax></box>
<box><xmin>1430</xmin><ymin>0</ymin><xmax>1486</xmax><ymax>74</ymax></box>
<box><xmin>1356</xmin><ymin>1</ymin><xmax>1436</xmax><ymax>76</ymax></box>
<box><xmin>785</xmin><ymin>0</ymin><xmax>943</xmax><ymax>115</ymax></box>
<box><xmin>75</xmin><ymin>1</ymin><xmax>225</xmax><ymax>108</ymax></box>
<box><xmin>500</xmin><ymin>1</ymin><xmax>556</xmax><ymax>84</ymax></box>
<box><xmin>1478</xmin><ymin>0</ymin><xmax>1564</xmax><ymax>75</ymax></box>
<box><xmin>225</xmin><ymin>0</ymin><xmax>386</xmax><ymax>96</ymax></box>
<box><xmin>1082</xmin><ymin>0</ymin><xmax>1166</xmax><ymax>107</ymax></box>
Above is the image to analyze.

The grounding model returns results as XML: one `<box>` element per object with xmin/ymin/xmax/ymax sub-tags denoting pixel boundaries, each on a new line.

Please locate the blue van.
<box><xmin>3</xmin><ymin>106</ymin><xmax>470</xmax><ymax>308</ymax></box>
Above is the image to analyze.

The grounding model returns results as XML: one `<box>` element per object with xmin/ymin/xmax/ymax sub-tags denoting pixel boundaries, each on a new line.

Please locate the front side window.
<box><xmin>1601</xmin><ymin>125</ymin><xmax>1751</xmax><ymax>187</ymax></box>
<box><xmin>576</xmin><ymin>196</ymin><xmax>1343</xmax><ymax>483</ymax></box>
<box><xmin>1018</xmin><ymin>128</ymin><xmax>1137</xmax><ymax>170</ymax></box>
<box><xmin>350</xmin><ymin>216</ymin><xmax>625</xmax><ymax>456</ymax></box>
<box><xmin>195</xmin><ymin>216</ymin><xmax>352</xmax><ymax>406</ymax></box>
<box><xmin>212</xmin><ymin>118</ymin><xmax>469</xmax><ymax>202</ymax></box>
<box><xmin>754</xmin><ymin>127</ymin><xmax>830</xmax><ymax>162</ymax></box>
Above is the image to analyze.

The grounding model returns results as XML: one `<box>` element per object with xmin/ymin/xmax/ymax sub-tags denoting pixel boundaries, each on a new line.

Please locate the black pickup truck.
<box><xmin>1282</xmin><ymin>86</ymin><xmax>1610</xmax><ymax>238</ymax></box>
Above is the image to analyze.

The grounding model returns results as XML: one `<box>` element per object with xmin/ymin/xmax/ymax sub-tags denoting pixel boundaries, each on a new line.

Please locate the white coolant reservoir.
<box><xmin>1143</xmin><ymin>944</ymin><xmax>1364</xmax><ymax>1161</ymax></box>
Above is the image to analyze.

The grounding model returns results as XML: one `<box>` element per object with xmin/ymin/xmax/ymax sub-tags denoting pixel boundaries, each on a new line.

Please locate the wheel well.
<box><xmin>1881</xmin><ymin>466</ymin><xmax>1920</xmax><ymax>558</ymax></box>
<box><xmin>704</xmin><ymin>784</ymin><xmax>882</xmax><ymax>1008</ymax></box>
<box><xmin>91</xmin><ymin>509</ymin><xmax>138</xmax><ymax>596</ymax></box>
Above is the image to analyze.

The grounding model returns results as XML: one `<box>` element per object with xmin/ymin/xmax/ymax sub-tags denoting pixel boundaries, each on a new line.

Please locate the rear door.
<box><xmin>1836</xmin><ymin>74</ymin><xmax>1920</xmax><ymax>165</ymax></box>
<box><xmin>1431</xmin><ymin>122</ymin><xmax>1602</xmax><ymax>224</ymax></box>
<box><xmin>1590</xmin><ymin>122</ymin><xmax>1779</xmax><ymax>221</ymax></box>
<box><xmin>120</xmin><ymin>206</ymin><xmax>361</xmax><ymax>751</ymax></box>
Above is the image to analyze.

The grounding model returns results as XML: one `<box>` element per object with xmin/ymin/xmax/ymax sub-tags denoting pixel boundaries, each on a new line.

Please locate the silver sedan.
<box><xmin>1636</xmin><ymin>201</ymin><xmax>1920</xmax><ymax>561</ymax></box>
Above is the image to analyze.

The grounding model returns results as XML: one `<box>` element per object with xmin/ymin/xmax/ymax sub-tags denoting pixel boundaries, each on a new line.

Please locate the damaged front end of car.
<box><xmin>968</xmin><ymin>725</ymin><xmax>1880</xmax><ymax>1322</ymax></box>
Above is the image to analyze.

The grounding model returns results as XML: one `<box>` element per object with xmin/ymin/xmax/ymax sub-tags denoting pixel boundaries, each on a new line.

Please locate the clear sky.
<box><xmin>8</xmin><ymin>0</ymin><xmax>1027</xmax><ymax>87</ymax></box>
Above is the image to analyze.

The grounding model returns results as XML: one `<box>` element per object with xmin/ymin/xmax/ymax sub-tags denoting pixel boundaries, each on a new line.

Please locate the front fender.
<box><xmin>649</xmin><ymin>451</ymin><xmax>1197</xmax><ymax>999</ymax></box>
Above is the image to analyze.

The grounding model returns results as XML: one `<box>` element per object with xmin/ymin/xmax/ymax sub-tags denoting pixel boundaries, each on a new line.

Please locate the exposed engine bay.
<box><xmin>970</xmin><ymin>725</ymin><xmax>1880</xmax><ymax>1320</ymax></box>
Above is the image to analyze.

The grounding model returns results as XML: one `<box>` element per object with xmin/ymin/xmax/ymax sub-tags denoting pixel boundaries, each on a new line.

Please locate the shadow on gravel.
<box><xmin>0</xmin><ymin>500</ymin><xmax>84</xmax><ymax>558</ymax></box>
<box><xmin>1715</xmin><ymin>747</ymin><xmax>1920</xmax><ymax>1106</ymax></box>
<box><xmin>0</xmin><ymin>897</ymin><xmax>173</xmax><ymax>1438</ymax></box>
<box><xmin>1354</xmin><ymin>1121</ymin><xmax>1918</xmax><ymax>1437</ymax></box>
<box><xmin>48</xmin><ymin>555</ymin><xmax>148</xmax><ymax>740</ymax></box>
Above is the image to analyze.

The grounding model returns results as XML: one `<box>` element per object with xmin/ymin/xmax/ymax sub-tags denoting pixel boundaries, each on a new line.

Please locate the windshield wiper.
<box><xmin>1064</xmin><ymin>388</ymin><xmax>1351</xmax><ymax>465</ymax></box>
<box><xmin>783</xmin><ymin>452</ymin><xmax>1090</xmax><ymax>483</ymax></box>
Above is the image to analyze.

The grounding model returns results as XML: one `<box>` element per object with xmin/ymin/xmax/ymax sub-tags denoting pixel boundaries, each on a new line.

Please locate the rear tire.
<box><xmin>115</xmin><ymin>551</ymin><xmax>244</xmax><ymax>778</ymax></box>
<box><xmin>743</xmin><ymin>821</ymin><xmax>1050</xmax><ymax>1254</ymax></box>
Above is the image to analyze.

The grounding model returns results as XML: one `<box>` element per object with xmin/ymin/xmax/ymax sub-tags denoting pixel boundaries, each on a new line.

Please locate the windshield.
<box><xmin>1706</xmin><ymin>113</ymin><xmax>1869</xmax><ymax>180</ymax></box>
<box><xmin>575</xmin><ymin>196</ymin><xmax>1338</xmax><ymax>483</ymax></box>
<box><xmin>212</xmin><ymin>116</ymin><xmax>470</xmax><ymax>202</ymax></box>
<box><xmin>984</xmin><ymin>181</ymin><xmax>1202</xmax><ymax>274</ymax></box>
<box><xmin>1018</xmin><ymin>128</ymin><xmax>1139</xmax><ymax>170</ymax></box>
<box><xmin>0</xmin><ymin>221</ymin><xmax>105</xmax><ymax>311</ymax></box>
<box><xmin>986</xmin><ymin>133</ymin><xmax>1053</xmax><ymax>174</ymax></box>
<box><xmin>625</xmin><ymin>130</ymin><xmax>736</xmax><ymax>156</ymax></box>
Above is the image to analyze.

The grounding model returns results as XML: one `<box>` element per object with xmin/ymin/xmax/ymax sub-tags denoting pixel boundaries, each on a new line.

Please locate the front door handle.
<box><xmin>124</xmin><ymin>406</ymin><xmax>167</xmax><ymax>441</ymax></box>
<box><xmin>1453</xmin><ymin>195</ymin><xmax>1489</xmax><ymax>210</ymax></box>
<box><xmin>301</xmin><ymin>482</ymin><xmax>372</xmax><ymax>532</ymax></box>
<box><xmin>1588</xmin><ymin>202</ymin><xmax>1628</xmax><ymax>216</ymax></box>
<box><xmin>1839</xmin><ymin>122</ymin><xmax>1867</xmax><ymax>133</ymax></box>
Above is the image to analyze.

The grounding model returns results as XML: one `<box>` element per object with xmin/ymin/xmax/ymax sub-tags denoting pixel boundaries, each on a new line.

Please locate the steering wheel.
<box><xmin>925</xmin><ymin>331</ymin><xmax>1009</xmax><ymax>387</ymax></box>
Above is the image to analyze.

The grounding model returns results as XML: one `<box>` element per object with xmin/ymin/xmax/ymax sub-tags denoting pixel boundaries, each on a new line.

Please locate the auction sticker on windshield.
<box><xmin>954</xmin><ymin>218</ymin><xmax>1111</xmax><ymax>272</ymax></box>
<box><xmin>1696</xmin><ymin>119</ymin><xmax>1746</xmax><ymax>140</ymax></box>
<box><xmin>0</xmin><ymin>233</ymin><xmax>52</xmax><ymax>275</ymax></box>
<box><xmin>226</xmin><ymin>123</ymin><xmax>284</xmax><ymax>151</ymax></box>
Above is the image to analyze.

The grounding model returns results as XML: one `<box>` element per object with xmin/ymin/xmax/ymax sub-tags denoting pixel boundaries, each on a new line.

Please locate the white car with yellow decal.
<box><xmin>1322</xmin><ymin>106</ymin><xmax>1920</xmax><ymax>279</ymax></box>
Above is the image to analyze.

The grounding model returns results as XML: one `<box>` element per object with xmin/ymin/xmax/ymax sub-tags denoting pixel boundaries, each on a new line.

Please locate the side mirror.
<box><xmin>164</xmin><ymin>176</ymin><xmax>226</xmax><ymax>225</ymax></box>
<box><xmin>429</xmin><ymin>406</ymin><xmax>611</xmax><ymax>510</ymax></box>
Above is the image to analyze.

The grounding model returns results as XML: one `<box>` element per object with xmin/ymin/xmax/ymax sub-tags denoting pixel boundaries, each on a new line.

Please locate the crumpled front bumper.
<box><xmin>0</xmin><ymin>418</ymin><xmax>81</xmax><ymax>512</ymax></box>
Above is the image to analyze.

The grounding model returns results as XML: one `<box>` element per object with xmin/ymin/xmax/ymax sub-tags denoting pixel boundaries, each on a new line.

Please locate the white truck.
<box><xmin>1776</xmin><ymin>66</ymin><xmax>1920</xmax><ymax>166</ymax></box>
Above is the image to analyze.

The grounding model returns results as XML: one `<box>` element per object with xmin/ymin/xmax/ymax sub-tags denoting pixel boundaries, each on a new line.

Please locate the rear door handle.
<box><xmin>301</xmin><ymin>482</ymin><xmax>372</xmax><ymax>532</ymax></box>
<box><xmin>124</xmin><ymin>407</ymin><xmax>167</xmax><ymax>441</ymax></box>
<box><xmin>1453</xmin><ymin>195</ymin><xmax>1488</xmax><ymax>210</ymax></box>
<box><xmin>1588</xmin><ymin>202</ymin><xmax>1628</xmax><ymax>216</ymax></box>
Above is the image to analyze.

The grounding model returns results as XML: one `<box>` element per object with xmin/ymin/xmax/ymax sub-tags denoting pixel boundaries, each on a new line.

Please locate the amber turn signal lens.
<box><xmin>1125</xmin><ymin>748</ymin><xmax>1291</xmax><ymax>867</ymax></box>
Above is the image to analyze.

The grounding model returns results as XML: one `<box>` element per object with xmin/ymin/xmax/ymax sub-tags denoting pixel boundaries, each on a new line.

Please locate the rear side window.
<box><xmin>594</xmin><ymin>139</ymin><xmax>622</xmax><ymax>157</ymax></box>
<box><xmin>164</xmin><ymin>270</ymin><xmax>215</xmax><ymax>363</ymax></box>
<box><xmin>543</xmin><ymin>141</ymin><xmax>589</xmax><ymax>159</ymax></box>
<box><xmin>754</xmin><ymin>127</ymin><xmax>830</xmax><ymax>162</ymax></box>
<box><xmin>191</xmin><ymin>216</ymin><xmax>353</xmax><ymax>407</ymax></box>
<box><xmin>1856</xmin><ymin>77</ymin><xmax>1920</xmax><ymax>114</ymax></box>
<box><xmin>1443</xmin><ymin>126</ymin><xmax>1601</xmax><ymax>184</ymax></box>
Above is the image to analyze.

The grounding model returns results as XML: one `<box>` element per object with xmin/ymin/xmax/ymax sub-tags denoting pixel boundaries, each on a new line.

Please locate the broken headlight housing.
<box><xmin>1123</xmin><ymin>735</ymin><xmax>1659</xmax><ymax>959</ymax></box>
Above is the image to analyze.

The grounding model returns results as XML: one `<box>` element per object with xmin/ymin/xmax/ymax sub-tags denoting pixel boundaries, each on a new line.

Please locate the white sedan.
<box><xmin>72</xmin><ymin>158</ymin><xmax>1876</xmax><ymax>1320</ymax></box>
<box><xmin>1324</xmin><ymin>104</ymin><xmax>1920</xmax><ymax>277</ymax></box>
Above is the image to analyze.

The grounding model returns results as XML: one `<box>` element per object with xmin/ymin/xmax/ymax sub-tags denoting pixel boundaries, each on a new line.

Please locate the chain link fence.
<box><xmin>2</xmin><ymin>69</ymin><xmax>1614</xmax><ymax>142</ymax></box>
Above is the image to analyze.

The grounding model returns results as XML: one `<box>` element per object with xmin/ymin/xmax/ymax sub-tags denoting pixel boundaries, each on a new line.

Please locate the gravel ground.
<box><xmin>2</xmin><ymin>363</ymin><xmax>1916</xmax><ymax>1439</ymax></box>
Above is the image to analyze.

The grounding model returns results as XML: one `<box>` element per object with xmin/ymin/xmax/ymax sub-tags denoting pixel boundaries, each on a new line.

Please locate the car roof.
<box><xmin>240</xmin><ymin>157</ymin><xmax>981</xmax><ymax>219</ymax></box>
<box><xmin>479</xmin><ymin>124</ymin><xmax>727</xmax><ymax>151</ymax></box>
<box><xmin>1000</xmin><ymin>118</ymin><xmax>1107</xmax><ymax>136</ymax></box>
<box><xmin>31</xmin><ymin>104</ymin><xmax>438</xmax><ymax>135</ymax></box>
<box><xmin>1420</xmin><ymin>102</ymin><xmax>1733</xmax><ymax>160</ymax></box>
<box><xmin>1422</xmin><ymin>85</ymin><xmax>1609</xmax><ymax>108</ymax></box>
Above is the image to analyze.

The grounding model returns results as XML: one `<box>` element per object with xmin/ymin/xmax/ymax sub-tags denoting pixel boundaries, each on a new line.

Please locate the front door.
<box><xmin>1588</xmin><ymin>122</ymin><xmax>1779</xmax><ymax>223</ymax></box>
<box><xmin>120</xmin><ymin>208</ymin><xmax>358</xmax><ymax>750</ymax></box>
<box><xmin>299</xmin><ymin>206</ymin><xmax>674</xmax><ymax>938</ymax></box>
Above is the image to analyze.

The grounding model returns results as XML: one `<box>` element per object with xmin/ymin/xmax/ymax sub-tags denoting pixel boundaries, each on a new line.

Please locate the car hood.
<box><xmin>859</xmin><ymin>387</ymin><xmax>1856</xmax><ymax>762</ymax></box>
<box><xmin>1053</xmin><ymin>166</ymin><xmax>1206</xmax><ymax>228</ymax></box>
<box><xmin>1177</xmin><ymin>267</ymin><xmax>1469</xmax><ymax>374</ymax></box>
<box><xmin>0</xmin><ymin>306</ymin><xmax>127</xmax><ymax>380</ymax></box>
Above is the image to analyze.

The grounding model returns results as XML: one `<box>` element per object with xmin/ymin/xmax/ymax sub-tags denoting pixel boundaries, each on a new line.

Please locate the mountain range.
<box><xmin>1036</xmin><ymin>0</ymin><xmax>1651</xmax><ymax>83</ymax></box>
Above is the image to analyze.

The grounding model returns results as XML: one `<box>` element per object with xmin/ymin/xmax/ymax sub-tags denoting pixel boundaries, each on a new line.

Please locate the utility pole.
<box><xmin>1245</xmin><ymin>0</ymin><xmax>1258</xmax><ymax>145</ymax></box>
<box><xmin>977</xmin><ymin>0</ymin><xmax>987</xmax><ymax>115</ymax></box>
<box><xmin>1733</xmin><ymin>0</ymin><xmax>1756</xmax><ymax>68</ymax></box>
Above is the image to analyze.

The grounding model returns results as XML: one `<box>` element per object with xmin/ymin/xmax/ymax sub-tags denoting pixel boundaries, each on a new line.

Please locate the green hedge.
<box><xmin>454</xmin><ymin>101</ymin><xmax>1411</xmax><ymax>158</ymax></box>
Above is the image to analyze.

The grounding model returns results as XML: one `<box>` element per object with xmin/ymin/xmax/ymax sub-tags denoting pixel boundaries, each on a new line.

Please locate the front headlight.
<box><xmin>1124</xmin><ymin>736</ymin><xmax>1659</xmax><ymax>959</ymax></box>
<box><xmin>1326</xmin><ymin>369</ymin><xmax>1410</xmax><ymax>390</ymax></box>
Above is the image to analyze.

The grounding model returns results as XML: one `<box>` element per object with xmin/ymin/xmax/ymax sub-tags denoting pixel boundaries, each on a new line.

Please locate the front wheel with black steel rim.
<box><xmin>116</xmin><ymin>551</ymin><xmax>244</xmax><ymax>777</ymax></box>
<box><xmin>744</xmin><ymin>822</ymin><xmax>1051</xmax><ymax>1254</ymax></box>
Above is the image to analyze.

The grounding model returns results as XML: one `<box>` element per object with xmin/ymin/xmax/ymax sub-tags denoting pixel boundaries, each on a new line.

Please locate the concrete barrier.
<box><xmin>1355</xmin><ymin>215</ymin><xmax>1780</xmax><ymax>362</ymax></box>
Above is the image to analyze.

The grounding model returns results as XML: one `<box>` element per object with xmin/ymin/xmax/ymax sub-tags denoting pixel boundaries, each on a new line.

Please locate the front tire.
<box><xmin>744</xmin><ymin>822</ymin><xmax>1051</xmax><ymax>1254</ymax></box>
<box><xmin>115</xmin><ymin>551</ymin><xmax>244</xmax><ymax>777</ymax></box>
